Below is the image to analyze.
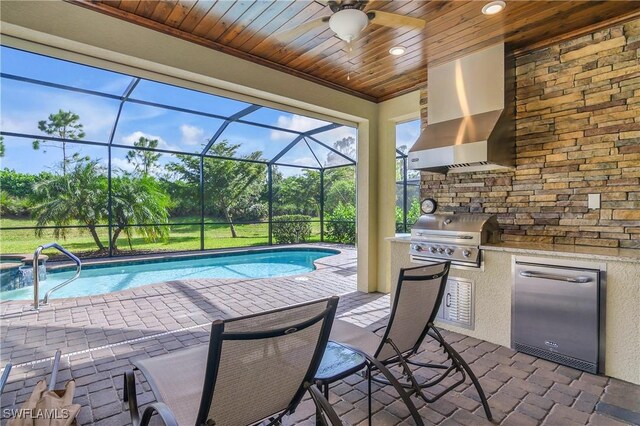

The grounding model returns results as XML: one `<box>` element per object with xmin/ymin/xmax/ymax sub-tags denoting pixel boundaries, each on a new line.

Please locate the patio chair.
<box><xmin>330</xmin><ymin>262</ymin><xmax>493</xmax><ymax>421</ymax></box>
<box><xmin>123</xmin><ymin>297</ymin><xmax>342</xmax><ymax>426</ymax></box>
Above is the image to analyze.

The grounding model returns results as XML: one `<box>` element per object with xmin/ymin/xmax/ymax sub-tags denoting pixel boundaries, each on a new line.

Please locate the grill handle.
<box><xmin>413</xmin><ymin>233</ymin><xmax>474</xmax><ymax>239</ymax></box>
<box><xmin>519</xmin><ymin>271</ymin><xmax>591</xmax><ymax>283</ymax></box>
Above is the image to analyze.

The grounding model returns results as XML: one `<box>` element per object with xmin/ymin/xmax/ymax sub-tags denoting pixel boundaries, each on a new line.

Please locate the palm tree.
<box><xmin>32</xmin><ymin>156</ymin><xmax>108</xmax><ymax>251</ymax></box>
<box><xmin>110</xmin><ymin>175</ymin><xmax>170</xmax><ymax>251</ymax></box>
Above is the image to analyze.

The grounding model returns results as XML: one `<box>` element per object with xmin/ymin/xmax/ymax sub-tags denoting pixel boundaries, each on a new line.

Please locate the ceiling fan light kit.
<box><xmin>389</xmin><ymin>46</ymin><xmax>406</xmax><ymax>56</ymax></box>
<box><xmin>273</xmin><ymin>0</ymin><xmax>427</xmax><ymax>46</ymax></box>
<box><xmin>482</xmin><ymin>1</ymin><xmax>506</xmax><ymax>15</ymax></box>
<box><xmin>329</xmin><ymin>9</ymin><xmax>370</xmax><ymax>42</ymax></box>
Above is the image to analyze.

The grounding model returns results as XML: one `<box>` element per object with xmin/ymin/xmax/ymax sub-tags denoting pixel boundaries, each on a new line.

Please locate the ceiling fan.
<box><xmin>273</xmin><ymin>0</ymin><xmax>426</xmax><ymax>44</ymax></box>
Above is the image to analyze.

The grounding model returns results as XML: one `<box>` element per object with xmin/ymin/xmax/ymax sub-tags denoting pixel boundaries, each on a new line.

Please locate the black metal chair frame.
<box><xmin>123</xmin><ymin>297</ymin><xmax>342</xmax><ymax>426</ymax></box>
<box><xmin>0</xmin><ymin>363</ymin><xmax>12</xmax><ymax>394</ymax></box>
<box><xmin>366</xmin><ymin>263</ymin><xmax>493</xmax><ymax>421</ymax></box>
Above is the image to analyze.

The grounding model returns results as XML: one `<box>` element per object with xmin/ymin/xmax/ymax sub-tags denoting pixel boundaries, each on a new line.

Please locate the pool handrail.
<box><xmin>33</xmin><ymin>243</ymin><xmax>82</xmax><ymax>310</ymax></box>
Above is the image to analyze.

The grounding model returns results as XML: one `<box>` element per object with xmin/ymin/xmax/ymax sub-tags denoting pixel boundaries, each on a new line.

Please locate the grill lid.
<box><xmin>412</xmin><ymin>213</ymin><xmax>498</xmax><ymax>233</ymax></box>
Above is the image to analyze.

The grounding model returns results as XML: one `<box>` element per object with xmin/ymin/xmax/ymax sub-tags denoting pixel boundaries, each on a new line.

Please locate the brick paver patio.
<box><xmin>1</xmin><ymin>245</ymin><xmax>638</xmax><ymax>425</ymax></box>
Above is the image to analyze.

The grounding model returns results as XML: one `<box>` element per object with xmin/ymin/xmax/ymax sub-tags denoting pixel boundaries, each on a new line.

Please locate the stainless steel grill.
<box><xmin>410</xmin><ymin>214</ymin><xmax>500</xmax><ymax>268</ymax></box>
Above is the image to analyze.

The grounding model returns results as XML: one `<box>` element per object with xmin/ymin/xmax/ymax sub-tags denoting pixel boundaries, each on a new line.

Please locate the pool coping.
<box><xmin>35</xmin><ymin>243</ymin><xmax>345</xmax><ymax>270</ymax></box>
<box><xmin>0</xmin><ymin>243</ymin><xmax>350</xmax><ymax>304</ymax></box>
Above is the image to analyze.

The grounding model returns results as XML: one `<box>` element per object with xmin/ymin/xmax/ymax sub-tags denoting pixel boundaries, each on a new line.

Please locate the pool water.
<box><xmin>0</xmin><ymin>249</ymin><xmax>338</xmax><ymax>301</ymax></box>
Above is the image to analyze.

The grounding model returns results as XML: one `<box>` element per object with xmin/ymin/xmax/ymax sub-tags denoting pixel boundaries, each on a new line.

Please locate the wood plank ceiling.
<box><xmin>68</xmin><ymin>0</ymin><xmax>640</xmax><ymax>102</ymax></box>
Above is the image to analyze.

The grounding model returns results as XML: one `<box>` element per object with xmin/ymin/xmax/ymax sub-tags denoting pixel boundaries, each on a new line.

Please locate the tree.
<box><xmin>395</xmin><ymin>198</ymin><xmax>421</xmax><ymax>232</ymax></box>
<box><xmin>274</xmin><ymin>170</ymin><xmax>319</xmax><ymax>216</ymax></box>
<box><xmin>324</xmin><ymin>166</ymin><xmax>355</xmax><ymax>212</ymax></box>
<box><xmin>126</xmin><ymin>136</ymin><xmax>161</xmax><ymax>176</ymax></box>
<box><xmin>326</xmin><ymin>136</ymin><xmax>356</xmax><ymax>166</ymax></box>
<box><xmin>31</xmin><ymin>153</ymin><xmax>171</xmax><ymax>252</ymax></box>
<box><xmin>110</xmin><ymin>175</ymin><xmax>170</xmax><ymax>250</ymax></box>
<box><xmin>33</xmin><ymin>110</ymin><xmax>85</xmax><ymax>176</ymax></box>
<box><xmin>32</xmin><ymin>155</ymin><xmax>108</xmax><ymax>251</ymax></box>
<box><xmin>169</xmin><ymin>140</ymin><xmax>266</xmax><ymax>238</ymax></box>
<box><xmin>0</xmin><ymin>136</ymin><xmax>4</xmax><ymax>157</ymax></box>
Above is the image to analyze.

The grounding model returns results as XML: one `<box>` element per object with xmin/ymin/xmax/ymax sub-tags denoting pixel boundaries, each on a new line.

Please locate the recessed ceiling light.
<box><xmin>389</xmin><ymin>46</ymin><xmax>406</xmax><ymax>56</ymax></box>
<box><xmin>482</xmin><ymin>1</ymin><xmax>506</xmax><ymax>15</ymax></box>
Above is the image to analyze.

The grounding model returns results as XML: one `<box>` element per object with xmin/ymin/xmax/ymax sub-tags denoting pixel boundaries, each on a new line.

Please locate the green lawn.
<box><xmin>0</xmin><ymin>217</ymin><xmax>322</xmax><ymax>258</ymax></box>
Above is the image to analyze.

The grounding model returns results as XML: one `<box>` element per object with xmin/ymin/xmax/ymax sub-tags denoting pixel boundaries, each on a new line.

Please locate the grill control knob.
<box><xmin>462</xmin><ymin>250</ymin><xmax>471</xmax><ymax>258</ymax></box>
<box><xmin>414</xmin><ymin>245</ymin><xmax>423</xmax><ymax>252</ymax></box>
<box><xmin>437</xmin><ymin>247</ymin><xmax>445</xmax><ymax>254</ymax></box>
<box><xmin>429</xmin><ymin>246</ymin><xmax>438</xmax><ymax>254</ymax></box>
<box><xmin>446</xmin><ymin>248</ymin><xmax>454</xmax><ymax>255</ymax></box>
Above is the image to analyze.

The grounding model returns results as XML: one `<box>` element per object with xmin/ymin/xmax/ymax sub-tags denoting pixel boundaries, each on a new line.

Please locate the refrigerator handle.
<box><xmin>519</xmin><ymin>271</ymin><xmax>591</xmax><ymax>283</ymax></box>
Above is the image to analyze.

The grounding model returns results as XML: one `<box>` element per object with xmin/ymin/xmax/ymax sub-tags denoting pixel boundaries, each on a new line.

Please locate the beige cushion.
<box><xmin>133</xmin><ymin>345</ymin><xmax>208</xmax><ymax>426</ymax></box>
<box><xmin>330</xmin><ymin>320</ymin><xmax>381</xmax><ymax>357</ymax></box>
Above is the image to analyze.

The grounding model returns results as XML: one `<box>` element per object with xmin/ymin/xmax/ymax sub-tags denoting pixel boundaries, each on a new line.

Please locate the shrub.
<box><xmin>395</xmin><ymin>199</ymin><xmax>421</xmax><ymax>232</ymax></box>
<box><xmin>272</xmin><ymin>214</ymin><xmax>312</xmax><ymax>244</ymax></box>
<box><xmin>0</xmin><ymin>190</ymin><xmax>31</xmax><ymax>217</ymax></box>
<box><xmin>326</xmin><ymin>203</ymin><xmax>356</xmax><ymax>244</ymax></box>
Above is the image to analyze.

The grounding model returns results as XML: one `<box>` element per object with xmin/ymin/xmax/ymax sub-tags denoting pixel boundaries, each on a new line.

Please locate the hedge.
<box><xmin>325</xmin><ymin>203</ymin><xmax>356</xmax><ymax>244</ymax></box>
<box><xmin>272</xmin><ymin>214</ymin><xmax>312</xmax><ymax>244</ymax></box>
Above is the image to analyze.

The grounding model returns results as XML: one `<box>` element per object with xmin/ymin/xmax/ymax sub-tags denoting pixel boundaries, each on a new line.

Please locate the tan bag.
<box><xmin>7</xmin><ymin>379</ymin><xmax>81</xmax><ymax>426</ymax></box>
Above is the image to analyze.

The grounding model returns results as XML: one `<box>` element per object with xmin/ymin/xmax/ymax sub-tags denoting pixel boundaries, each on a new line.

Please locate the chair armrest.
<box><xmin>124</xmin><ymin>370</ymin><xmax>179</xmax><ymax>426</ymax></box>
<box><xmin>358</xmin><ymin>351</ymin><xmax>425</xmax><ymax>426</ymax></box>
<box><xmin>140</xmin><ymin>402</ymin><xmax>179</xmax><ymax>426</ymax></box>
<box><xmin>307</xmin><ymin>384</ymin><xmax>343</xmax><ymax>426</ymax></box>
<box><xmin>372</xmin><ymin>325</ymin><xmax>387</xmax><ymax>335</ymax></box>
<box><xmin>0</xmin><ymin>363</ymin><xmax>12</xmax><ymax>393</ymax></box>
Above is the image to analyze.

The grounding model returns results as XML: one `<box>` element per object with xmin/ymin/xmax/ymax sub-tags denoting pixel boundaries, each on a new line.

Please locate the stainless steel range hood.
<box><xmin>409</xmin><ymin>44</ymin><xmax>515</xmax><ymax>173</ymax></box>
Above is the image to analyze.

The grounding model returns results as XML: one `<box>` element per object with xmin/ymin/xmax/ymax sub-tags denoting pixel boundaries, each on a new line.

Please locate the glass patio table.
<box><xmin>314</xmin><ymin>341</ymin><xmax>367</xmax><ymax>424</ymax></box>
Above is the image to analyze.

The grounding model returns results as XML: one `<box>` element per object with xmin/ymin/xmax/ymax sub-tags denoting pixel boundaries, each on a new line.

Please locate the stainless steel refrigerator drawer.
<box><xmin>512</xmin><ymin>260</ymin><xmax>603</xmax><ymax>373</ymax></box>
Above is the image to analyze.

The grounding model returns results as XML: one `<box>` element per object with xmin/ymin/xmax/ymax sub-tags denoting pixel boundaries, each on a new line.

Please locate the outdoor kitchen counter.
<box><xmin>386</xmin><ymin>237</ymin><xmax>640</xmax><ymax>385</ymax></box>
<box><xmin>387</xmin><ymin>235</ymin><xmax>640</xmax><ymax>263</ymax></box>
<box><xmin>481</xmin><ymin>242</ymin><xmax>640</xmax><ymax>263</ymax></box>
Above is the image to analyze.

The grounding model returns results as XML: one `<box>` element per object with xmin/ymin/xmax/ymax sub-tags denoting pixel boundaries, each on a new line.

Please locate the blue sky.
<box><xmin>0</xmin><ymin>46</ymin><xmax>357</xmax><ymax>177</ymax></box>
<box><xmin>396</xmin><ymin>119</ymin><xmax>420</xmax><ymax>155</ymax></box>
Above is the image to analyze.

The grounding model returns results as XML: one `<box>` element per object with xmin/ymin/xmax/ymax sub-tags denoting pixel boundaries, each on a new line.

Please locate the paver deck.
<box><xmin>1</xmin><ymin>245</ymin><xmax>638</xmax><ymax>425</ymax></box>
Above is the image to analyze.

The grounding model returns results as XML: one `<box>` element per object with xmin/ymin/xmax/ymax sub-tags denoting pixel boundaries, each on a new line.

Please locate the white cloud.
<box><xmin>109</xmin><ymin>157</ymin><xmax>137</xmax><ymax>174</ymax></box>
<box><xmin>180</xmin><ymin>124</ymin><xmax>205</xmax><ymax>146</ymax></box>
<box><xmin>270</xmin><ymin>114</ymin><xmax>330</xmax><ymax>141</ymax></box>
<box><xmin>0</xmin><ymin>115</ymin><xmax>40</xmax><ymax>135</ymax></box>
<box><xmin>0</xmin><ymin>84</ymin><xmax>118</xmax><ymax>140</ymax></box>
<box><xmin>268</xmin><ymin>114</ymin><xmax>357</xmax><ymax>165</ymax></box>
<box><xmin>95</xmin><ymin>76</ymin><xmax>134</xmax><ymax>95</ymax></box>
<box><xmin>120</xmin><ymin>131</ymin><xmax>178</xmax><ymax>151</ymax></box>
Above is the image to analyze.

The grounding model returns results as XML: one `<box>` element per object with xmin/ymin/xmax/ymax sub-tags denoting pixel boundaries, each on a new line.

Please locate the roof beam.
<box><xmin>108</xmin><ymin>77</ymin><xmax>141</xmax><ymax>145</ymax></box>
<box><xmin>306</xmin><ymin>135</ymin><xmax>356</xmax><ymax>165</ymax></box>
<box><xmin>200</xmin><ymin>104</ymin><xmax>262</xmax><ymax>155</ymax></box>
<box><xmin>269</xmin><ymin>135</ymin><xmax>305</xmax><ymax>165</ymax></box>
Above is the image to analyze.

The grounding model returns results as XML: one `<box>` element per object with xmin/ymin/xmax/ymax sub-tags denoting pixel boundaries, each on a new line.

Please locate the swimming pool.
<box><xmin>0</xmin><ymin>248</ymin><xmax>338</xmax><ymax>301</ymax></box>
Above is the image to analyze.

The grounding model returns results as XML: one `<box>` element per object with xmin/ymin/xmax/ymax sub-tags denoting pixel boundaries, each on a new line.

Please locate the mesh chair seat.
<box><xmin>123</xmin><ymin>297</ymin><xmax>343</xmax><ymax>426</ymax></box>
<box><xmin>330</xmin><ymin>262</ymin><xmax>493</xmax><ymax>422</ymax></box>
<box><xmin>330</xmin><ymin>320</ymin><xmax>381</xmax><ymax>357</ymax></box>
<box><xmin>133</xmin><ymin>345</ymin><xmax>208</xmax><ymax>425</ymax></box>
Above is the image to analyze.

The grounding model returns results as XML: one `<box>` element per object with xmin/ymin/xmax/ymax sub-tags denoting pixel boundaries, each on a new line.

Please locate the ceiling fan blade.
<box><xmin>273</xmin><ymin>16</ymin><xmax>331</xmax><ymax>43</ymax></box>
<box><xmin>368</xmin><ymin>10</ymin><xmax>426</xmax><ymax>30</ymax></box>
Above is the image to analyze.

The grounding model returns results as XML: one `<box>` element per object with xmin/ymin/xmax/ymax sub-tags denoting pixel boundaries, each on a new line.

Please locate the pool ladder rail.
<box><xmin>33</xmin><ymin>243</ymin><xmax>82</xmax><ymax>310</ymax></box>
